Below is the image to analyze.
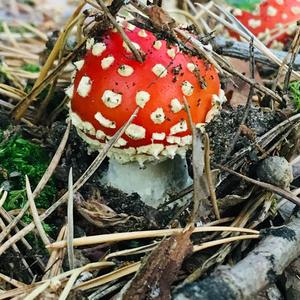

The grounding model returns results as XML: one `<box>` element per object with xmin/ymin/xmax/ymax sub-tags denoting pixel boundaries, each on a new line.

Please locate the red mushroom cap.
<box><xmin>233</xmin><ymin>0</ymin><xmax>300</xmax><ymax>45</ymax></box>
<box><xmin>68</xmin><ymin>23</ymin><xmax>221</xmax><ymax>164</ymax></box>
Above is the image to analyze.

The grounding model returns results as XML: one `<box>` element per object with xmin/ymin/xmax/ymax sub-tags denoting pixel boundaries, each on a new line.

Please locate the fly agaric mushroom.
<box><xmin>67</xmin><ymin>23</ymin><xmax>223</xmax><ymax>207</ymax></box>
<box><xmin>233</xmin><ymin>0</ymin><xmax>300</xmax><ymax>47</ymax></box>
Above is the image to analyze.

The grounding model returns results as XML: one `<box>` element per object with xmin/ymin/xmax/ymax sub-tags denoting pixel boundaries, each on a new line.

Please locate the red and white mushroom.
<box><xmin>67</xmin><ymin>22</ymin><xmax>223</xmax><ymax>206</ymax></box>
<box><xmin>233</xmin><ymin>0</ymin><xmax>300</xmax><ymax>47</ymax></box>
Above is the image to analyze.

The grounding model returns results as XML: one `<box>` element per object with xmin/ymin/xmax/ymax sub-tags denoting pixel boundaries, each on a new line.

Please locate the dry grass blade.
<box><xmin>105</xmin><ymin>241</ymin><xmax>159</xmax><ymax>260</ymax></box>
<box><xmin>0</xmin><ymin>108</ymin><xmax>139</xmax><ymax>256</ymax></box>
<box><xmin>0</xmin><ymin>272</ymin><xmax>27</xmax><ymax>288</ymax></box>
<box><xmin>58</xmin><ymin>268</ymin><xmax>81</xmax><ymax>300</ymax></box>
<box><xmin>0</xmin><ymin>262</ymin><xmax>115</xmax><ymax>299</ymax></box>
<box><xmin>43</xmin><ymin>225</ymin><xmax>67</xmax><ymax>280</ymax></box>
<box><xmin>67</xmin><ymin>167</ymin><xmax>74</xmax><ymax>270</ymax></box>
<box><xmin>0</xmin><ymin>121</ymin><xmax>71</xmax><ymax>245</ymax></box>
<box><xmin>25</xmin><ymin>175</ymin><xmax>50</xmax><ymax>247</ymax></box>
<box><xmin>193</xmin><ymin>234</ymin><xmax>260</xmax><ymax>253</ymax></box>
<box><xmin>23</xmin><ymin>281</ymin><xmax>50</xmax><ymax>300</ymax></box>
<box><xmin>75</xmin><ymin>262</ymin><xmax>141</xmax><ymax>291</ymax></box>
<box><xmin>47</xmin><ymin>226</ymin><xmax>259</xmax><ymax>249</ymax></box>
<box><xmin>0</xmin><ymin>188</ymin><xmax>8</xmax><ymax>208</ymax></box>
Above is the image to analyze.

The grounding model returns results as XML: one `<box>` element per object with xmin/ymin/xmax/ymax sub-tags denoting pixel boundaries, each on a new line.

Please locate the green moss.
<box><xmin>22</xmin><ymin>63</ymin><xmax>40</xmax><ymax>73</ymax></box>
<box><xmin>0</xmin><ymin>133</ymin><xmax>56</xmax><ymax>211</ymax></box>
<box><xmin>0</xmin><ymin>21</ymin><xmax>30</xmax><ymax>34</ymax></box>
<box><xmin>224</xmin><ymin>0</ymin><xmax>262</xmax><ymax>11</ymax></box>
<box><xmin>289</xmin><ymin>81</ymin><xmax>300</xmax><ymax>111</ymax></box>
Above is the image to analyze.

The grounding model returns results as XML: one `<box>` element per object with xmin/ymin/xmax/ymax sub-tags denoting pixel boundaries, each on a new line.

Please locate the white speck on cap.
<box><xmin>150</xmin><ymin>107</ymin><xmax>165</xmax><ymax>124</ymax></box>
<box><xmin>170</xmin><ymin>120</ymin><xmax>188</xmax><ymax>135</ymax></box>
<box><xmin>267</xmin><ymin>6</ymin><xmax>277</xmax><ymax>16</ymax></box>
<box><xmin>94</xmin><ymin>112</ymin><xmax>116</xmax><ymax>128</ymax></box>
<box><xmin>96</xmin><ymin>129</ymin><xmax>106</xmax><ymax>140</ymax></box>
<box><xmin>77</xmin><ymin>76</ymin><xmax>92</xmax><ymax>97</ymax></box>
<box><xmin>170</xmin><ymin>98</ymin><xmax>183</xmax><ymax>113</ymax></box>
<box><xmin>187</xmin><ymin>63</ymin><xmax>196</xmax><ymax>73</ymax></box>
<box><xmin>181</xmin><ymin>81</ymin><xmax>194</xmax><ymax>96</ymax></box>
<box><xmin>275</xmin><ymin>0</ymin><xmax>283</xmax><ymax>4</ymax></box>
<box><xmin>125</xmin><ymin>124</ymin><xmax>146</xmax><ymax>140</ymax></box>
<box><xmin>248</xmin><ymin>19</ymin><xmax>262</xmax><ymax>29</ymax></box>
<box><xmin>137</xmin><ymin>144</ymin><xmax>164</xmax><ymax>158</ymax></box>
<box><xmin>292</xmin><ymin>6</ymin><xmax>300</xmax><ymax>14</ymax></box>
<box><xmin>167</xmin><ymin>48</ymin><xmax>177</xmax><ymax>59</ymax></box>
<box><xmin>74</xmin><ymin>60</ymin><xmax>84</xmax><ymax>71</ymax></box>
<box><xmin>114</xmin><ymin>138</ymin><xmax>127</xmax><ymax>148</ymax></box>
<box><xmin>153</xmin><ymin>40</ymin><xmax>162</xmax><ymax>50</ymax></box>
<box><xmin>101</xmin><ymin>90</ymin><xmax>122</xmax><ymax>108</ymax></box>
<box><xmin>161</xmin><ymin>145</ymin><xmax>178</xmax><ymax>159</ymax></box>
<box><xmin>136</xmin><ymin>91</ymin><xmax>150</xmax><ymax>108</ymax></box>
<box><xmin>92</xmin><ymin>42</ymin><xmax>107</xmax><ymax>56</ymax></box>
<box><xmin>166</xmin><ymin>136</ymin><xmax>181</xmax><ymax>145</ymax></box>
<box><xmin>101</xmin><ymin>56</ymin><xmax>115</xmax><ymax>69</ymax></box>
<box><xmin>152</xmin><ymin>64</ymin><xmax>167</xmax><ymax>77</ymax></box>
<box><xmin>138</xmin><ymin>29</ymin><xmax>148</xmax><ymax>37</ymax></box>
<box><xmin>118</xmin><ymin>65</ymin><xmax>134</xmax><ymax>77</ymax></box>
<box><xmin>152</xmin><ymin>132</ymin><xmax>166</xmax><ymax>140</ymax></box>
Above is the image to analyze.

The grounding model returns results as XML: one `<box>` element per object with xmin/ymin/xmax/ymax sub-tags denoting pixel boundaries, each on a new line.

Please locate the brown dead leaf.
<box><xmin>123</xmin><ymin>227</ymin><xmax>193</xmax><ymax>300</ymax></box>
<box><xmin>147</xmin><ymin>5</ymin><xmax>176</xmax><ymax>30</ymax></box>
<box><xmin>225</xmin><ymin>58</ymin><xmax>262</xmax><ymax>107</ymax></box>
<box><xmin>75</xmin><ymin>193</ymin><xmax>135</xmax><ymax>228</ymax></box>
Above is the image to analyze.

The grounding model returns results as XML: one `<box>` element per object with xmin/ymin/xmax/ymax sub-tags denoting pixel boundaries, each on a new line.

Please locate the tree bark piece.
<box><xmin>173</xmin><ymin>213</ymin><xmax>300</xmax><ymax>300</ymax></box>
<box><xmin>213</xmin><ymin>37</ymin><xmax>300</xmax><ymax>71</ymax></box>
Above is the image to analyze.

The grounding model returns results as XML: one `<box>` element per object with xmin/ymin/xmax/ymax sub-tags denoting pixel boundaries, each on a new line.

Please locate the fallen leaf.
<box><xmin>75</xmin><ymin>193</ymin><xmax>138</xmax><ymax>228</ymax></box>
<box><xmin>225</xmin><ymin>58</ymin><xmax>262</xmax><ymax>107</ymax></box>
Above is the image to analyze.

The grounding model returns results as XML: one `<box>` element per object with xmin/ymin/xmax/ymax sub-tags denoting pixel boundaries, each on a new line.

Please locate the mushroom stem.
<box><xmin>102</xmin><ymin>156</ymin><xmax>192</xmax><ymax>208</ymax></box>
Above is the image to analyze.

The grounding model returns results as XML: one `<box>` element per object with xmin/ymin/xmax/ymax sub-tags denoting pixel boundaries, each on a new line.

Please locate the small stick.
<box><xmin>95</xmin><ymin>0</ymin><xmax>143</xmax><ymax>62</ymax></box>
<box><xmin>214</xmin><ymin>164</ymin><xmax>300</xmax><ymax>207</ymax></box>
<box><xmin>203</xmin><ymin>133</ymin><xmax>220</xmax><ymax>219</ymax></box>
<box><xmin>67</xmin><ymin>168</ymin><xmax>74</xmax><ymax>270</ymax></box>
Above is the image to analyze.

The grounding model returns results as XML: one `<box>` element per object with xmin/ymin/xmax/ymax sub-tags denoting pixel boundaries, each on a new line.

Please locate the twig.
<box><xmin>95</xmin><ymin>0</ymin><xmax>143</xmax><ymax>62</ymax></box>
<box><xmin>215</xmin><ymin>164</ymin><xmax>300</xmax><ymax>207</ymax></box>
<box><xmin>203</xmin><ymin>133</ymin><xmax>220</xmax><ymax>219</ymax></box>
<box><xmin>67</xmin><ymin>168</ymin><xmax>74</xmax><ymax>270</ymax></box>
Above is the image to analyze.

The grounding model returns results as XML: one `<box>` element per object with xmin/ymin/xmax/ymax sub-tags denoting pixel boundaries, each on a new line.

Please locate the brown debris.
<box><xmin>123</xmin><ymin>227</ymin><xmax>193</xmax><ymax>300</ymax></box>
